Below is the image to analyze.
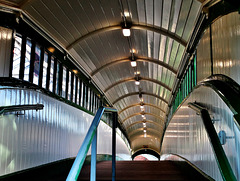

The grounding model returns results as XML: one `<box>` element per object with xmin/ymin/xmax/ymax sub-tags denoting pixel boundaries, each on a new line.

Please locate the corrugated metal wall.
<box><xmin>161</xmin><ymin>86</ymin><xmax>240</xmax><ymax>180</ymax></box>
<box><xmin>197</xmin><ymin>12</ymin><xmax>240</xmax><ymax>84</ymax></box>
<box><xmin>162</xmin><ymin>12</ymin><xmax>240</xmax><ymax>180</ymax></box>
<box><xmin>0</xmin><ymin>88</ymin><xmax>131</xmax><ymax>176</ymax></box>
<box><xmin>0</xmin><ymin>27</ymin><xmax>12</xmax><ymax>77</ymax></box>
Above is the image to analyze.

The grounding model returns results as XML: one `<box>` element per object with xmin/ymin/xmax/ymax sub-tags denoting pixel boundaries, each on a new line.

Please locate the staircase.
<box><xmin>0</xmin><ymin>160</ymin><xmax>212</xmax><ymax>181</ymax></box>
<box><xmin>78</xmin><ymin>161</ymin><xmax>211</xmax><ymax>181</ymax></box>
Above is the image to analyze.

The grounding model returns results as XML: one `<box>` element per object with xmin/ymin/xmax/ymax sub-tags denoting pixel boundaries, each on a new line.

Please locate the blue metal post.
<box><xmin>112</xmin><ymin>112</ymin><xmax>117</xmax><ymax>181</ymax></box>
<box><xmin>66</xmin><ymin>106</ymin><xmax>105</xmax><ymax>181</ymax></box>
<box><xmin>90</xmin><ymin>129</ymin><xmax>97</xmax><ymax>181</ymax></box>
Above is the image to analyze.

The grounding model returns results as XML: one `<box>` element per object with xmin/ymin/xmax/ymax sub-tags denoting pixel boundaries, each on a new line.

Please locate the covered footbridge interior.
<box><xmin>0</xmin><ymin>0</ymin><xmax>240</xmax><ymax>180</ymax></box>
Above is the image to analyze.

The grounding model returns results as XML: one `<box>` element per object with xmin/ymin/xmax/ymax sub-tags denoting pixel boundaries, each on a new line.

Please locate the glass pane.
<box><xmin>68</xmin><ymin>71</ymin><xmax>72</xmax><ymax>100</ymax></box>
<box><xmin>33</xmin><ymin>44</ymin><xmax>41</xmax><ymax>85</ymax></box>
<box><xmin>55</xmin><ymin>61</ymin><xmax>60</xmax><ymax>94</ymax></box>
<box><xmin>42</xmin><ymin>52</ymin><xmax>48</xmax><ymax>89</ymax></box>
<box><xmin>12</xmin><ymin>36</ymin><xmax>22</xmax><ymax>78</ymax></box>
<box><xmin>62</xmin><ymin>66</ymin><xmax>67</xmax><ymax>98</ymax></box>
<box><xmin>49</xmin><ymin>57</ymin><xmax>54</xmax><ymax>92</ymax></box>
<box><xmin>72</xmin><ymin>75</ymin><xmax>76</xmax><ymax>103</ymax></box>
<box><xmin>24</xmin><ymin>39</ymin><xmax>32</xmax><ymax>81</ymax></box>
<box><xmin>76</xmin><ymin>78</ymin><xmax>79</xmax><ymax>105</ymax></box>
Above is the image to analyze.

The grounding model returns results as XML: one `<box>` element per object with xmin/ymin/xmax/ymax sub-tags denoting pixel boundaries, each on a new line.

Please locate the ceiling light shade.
<box><xmin>143</xmin><ymin>130</ymin><xmax>147</xmax><ymax>133</ymax></box>
<box><xmin>140</xmin><ymin>105</ymin><xmax>144</xmax><ymax>109</ymax></box>
<box><xmin>122</xmin><ymin>28</ymin><xmax>131</xmax><ymax>37</ymax></box>
<box><xmin>135</xmin><ymin>80</ymin><xmax>140</xmax><ymax>85</ymax></box>
<box><xmin>130</xmin><ymin>60</ymin><xmax>137</xmax><ymax>67</ymax></box>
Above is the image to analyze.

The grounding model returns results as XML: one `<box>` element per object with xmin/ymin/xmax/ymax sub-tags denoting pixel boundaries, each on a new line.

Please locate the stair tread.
<box><xmin>78</xmin><ymin>161</ymin><xmax>210</xmax><ymax>181</ymax></box>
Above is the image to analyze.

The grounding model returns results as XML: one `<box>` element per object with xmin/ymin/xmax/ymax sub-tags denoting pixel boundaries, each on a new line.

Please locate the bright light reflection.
<box><xmin>122</xmin><ymin>28</ymin><xmax>131</xmax><ymax>37</ymax></box>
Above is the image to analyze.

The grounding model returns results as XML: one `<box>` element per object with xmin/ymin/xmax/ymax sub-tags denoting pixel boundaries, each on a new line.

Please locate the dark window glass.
<box><xmin>33</xmin><ymin>44</ymin><xmax>41</xmax><ymax>85</ymax></box>
<box><xmin>55</xmin><ymin>61</ymin><xmax>60</xmax><ymax>94</ymax></box>
<box><xmin>23</xmin><ymin>38</ymin><xmax>32</xmax><ymax>81</ymax></box>
<box><xmin>72</xmin><ymin>75</ymin><xmax>76</xmax><ymax>103</ymax></box>
<box><xmin>49</xmin><ymin>57</ymin><xmax>54</xmax><ymax>92</ymax></box>
<box><xmin>62</xmin><ymin>66</ymin><xmax>67</xmax><ymax>98</ymax></box>
<box><xmin>68</xmin><ymin>71</ymin><xmax>72</xmax><ymax>100</ymax></box>
<box><xmin>42</xmin><ymin>52</ymin><xmax>48</xmax><ymax>89</ymax></box>
<box><xmin>12</xmin><ymin>36</ymin><xmax>22</xmax><ymax>78</ymax></box>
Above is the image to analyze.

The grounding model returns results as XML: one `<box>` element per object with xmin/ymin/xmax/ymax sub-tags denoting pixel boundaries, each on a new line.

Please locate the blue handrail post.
<box><xmin>66</xmin><ymin>106</ymin><xmax>105</xmax><ymax>181</ymax></box>
<box><xmin>90</xmin><ymin>129</ymin><xmax>97</xmax><ymax>181</ymax></box>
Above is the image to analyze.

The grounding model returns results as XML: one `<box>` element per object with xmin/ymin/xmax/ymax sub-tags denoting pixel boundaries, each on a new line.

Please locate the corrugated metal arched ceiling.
<box><xmin>1</xmin><ymin>0</ymin><xmax>202</xmax><ymax>154</ymax></box>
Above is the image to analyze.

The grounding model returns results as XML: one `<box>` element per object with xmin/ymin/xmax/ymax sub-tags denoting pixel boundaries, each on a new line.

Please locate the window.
<box><xmin>33</xmin><ymin>44</ymin><xmax>41</xmax><ymax>85</ymax></box>
<box><xmin>62</xmin><ymin>66</ymin><xmax>67</xmax><ymax>98</ymax></box>
<box><xmin>23</xmin><ymin>38</ymin><xmax>32</xmax><ymax>81</ymax></box>
<box><xmin>55</xmin><ymin>61</ymin><xmax>60</xmax><ymax>94</ymax></box>
<box><xmin>79</xmin><ymin>79</ymin><xmax>82</xmax><ymax>106</ymax></box>
<box><xmin>49</xmin><ymin>57</ymin><xmax>54</xmax><ymax>92</ymax></box>
<box><xmin>68</xmin><ymin>71</ymin><xmax>72</xmax><ymax>100</ymax></box>
<box><xmin>42</xmin><ymin>51</ymin><xmax>48</xmax><ymax>89</ymax></box>
<box><xmin>72</xmin><ymin>75</ymin><xmax>76</xmax><ymax>103</ymax></box>
<box><xmin>12</xmin><ymin>36</ymin><xmax>22</xmax><ymax>78</ymax></box>
<box><xmin>76</xmin><ymin>78</ymin><xmax>79</xmax><ymax>105</ymax></box>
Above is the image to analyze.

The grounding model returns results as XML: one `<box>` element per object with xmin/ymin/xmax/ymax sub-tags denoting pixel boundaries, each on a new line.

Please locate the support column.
<box><xmin>112</xmin><ymin>112</ymin><xmax>117</xmax><ymax>181</ymax></box>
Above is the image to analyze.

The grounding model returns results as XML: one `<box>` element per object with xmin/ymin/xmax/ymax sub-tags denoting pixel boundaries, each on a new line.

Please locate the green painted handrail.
<box><xmin>188</xmin><ymin>102</ymin><xmax>237</xmax><ymax>181</ymax></box>
<box><xmin>199</xmin><ymin>74</ymin><xmax>240</xmax><ymax>130</ymax></box>
<box><xmin>0</xmin><ymin>104</ymin><xmax>44</xmax><ymax>115</ymax></box>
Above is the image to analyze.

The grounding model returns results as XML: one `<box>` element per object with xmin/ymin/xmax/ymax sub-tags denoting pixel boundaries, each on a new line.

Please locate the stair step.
<box><xmin>78</xmin><ymin>161</ymin><xmax>210</xmax><ymax>181</ymax></box>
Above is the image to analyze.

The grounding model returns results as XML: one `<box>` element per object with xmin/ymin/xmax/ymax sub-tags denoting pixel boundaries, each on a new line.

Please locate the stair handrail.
<box><xmin>66</xmin><ymin>106</ymin><xmax>117</xmax><ymax>181</ymax></box>
<box><xmin>188</xmin><ymin>102</ymin><xmax>237</xmax><ymax>181</ymax></box>
<box><xmin>198</xmin><ymin>74</ymin><xmax>240</xmax><ymax>130</ymax></box>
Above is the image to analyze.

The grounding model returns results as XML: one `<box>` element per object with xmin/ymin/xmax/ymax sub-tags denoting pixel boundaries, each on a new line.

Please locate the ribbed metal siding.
<box><xmin>0</xmin><ymin>27</ymin><xmax>12</xmax><ymax>77</ymax></box>
<box><xmin>0</xmin><ymin>88</ymin><xmax>131</xmax><ymax>176</ymax></box>
<box><xmin>211</xmin><ymin>12</ymin><xmax>240</xmax><ymax>84</ymax></box>
<box><xmin>161</xmin><ymin>86</ymin><xmax>240</xmax><ymax>180</ymax></box>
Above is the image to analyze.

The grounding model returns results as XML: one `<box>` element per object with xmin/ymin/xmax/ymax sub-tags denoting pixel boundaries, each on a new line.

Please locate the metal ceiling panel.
<box><xmin>3</xmin><ymin>0</ymin><xmax>202</xmax><ymax>154</ymax></box>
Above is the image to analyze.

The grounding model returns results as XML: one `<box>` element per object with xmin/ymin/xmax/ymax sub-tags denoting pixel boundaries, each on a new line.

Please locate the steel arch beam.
<box><xmin>129</xmin><ymin>128</ymin><xmax>162</xmax><ymax>139</ymax></box>
<box><xmin>130</xmin><ymin>132</ymin><xmax>161</xmax><ymax>141</ymax></box>
<box><xmin>126</xmin><ymin>120</ymin><xmax>164</xmax><ymax>131</ymax></box>
<box><xmin>121</xmin><ymin>112</ymin><xmax>164</xmax><ymax>123</ymax></box>
<box><xmin>119</xmin><ymin>103</ymin><xmax>166</xmax><ymax>115</ymax></box>
<box><xmin>112</xmin><ymin>92</ymin><xmax>168</xmax><ymax>105</ymax></box>
<box><xmin>104</xmin><ymin>76</ymin><xmax>172</xmax><ymax>92</ymax></box>
<box><xmin>91</xmin><ymin>56</ymin><xmax>177</xmax><ymax>76</ymax></box>
<box><xmin>66</xmin><ymin>24</ymin><xmax>187</xmax><ymax>50</ymax></box>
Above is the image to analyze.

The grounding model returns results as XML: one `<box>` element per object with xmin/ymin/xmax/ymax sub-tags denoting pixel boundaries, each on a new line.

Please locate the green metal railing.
<box><xmin>170</xmin><ymin>56</ymin><xmax>197</xmax><ymax>117</ymax></box>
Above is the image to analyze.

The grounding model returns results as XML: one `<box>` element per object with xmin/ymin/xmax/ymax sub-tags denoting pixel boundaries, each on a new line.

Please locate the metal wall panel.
<box><xmin>212</xmin><ymin>12</ymin><xmax>240</xmax><ymax>84</ymax></box>
<box><xmin>0</xmin><ymin>27</ymin><xmax>12</xmax><ymax>77</ymax></box>
<box><xmin>196</xmin><ymin>28</ymin><xmax>211</xmax><ymax>82</ymax></box>
<box><xmin>161</xmin><ymin>86</ymin><xmax>240</xmax><ymax>180</ymax></box>
<box><xmin>0</xmin><ymin>88</ymin><xmax>131</xmax><ymax>176</ymax></box>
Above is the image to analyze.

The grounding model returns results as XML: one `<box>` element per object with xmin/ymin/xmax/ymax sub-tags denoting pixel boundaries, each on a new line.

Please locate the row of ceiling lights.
<box><xmin>121</xmin><ymin>12</ymin><xmax>147</xmax><ymax>138</ymax></box>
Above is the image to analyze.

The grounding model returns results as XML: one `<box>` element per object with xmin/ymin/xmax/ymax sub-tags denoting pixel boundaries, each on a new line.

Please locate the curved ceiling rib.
<box><xmin>121</xmin><ymin>112</ymin><xmax>164</xmax><ymax>124</ymax></box>
<box><xmin>129</xmin><ymin>129</ymin><xmax>162</xmax><ymax>139</ymax></box>
<box><xmin>119</xmin><ymin>103</ymin><xmax>166</xmax><ymax>115</ymax></box>
<box><xmin>91</xmin><ymin>56</ymin><xmax>177</xmax><ymax>76</ymax></box>
<box><xmin>104</xmin><ymin>76</ymin><xmax>172</xmax><ymax>92</ymax></box>
<box><xmin>126</xmin><ymin>120</ymin><xmax>164</xmax><ymax>131</ymax></box>
<box><xmin>66</xmin><ymin>24</ymin><xmax>187</xmax><ymax>50</ymax></box>
<box><xmin>129</xmin><ymin>128</ymin><xmax>162</xmax><ymax>138</ymax></box>
<box><xmin>112</xmin><ymin>92</ymin><xmax>168</xmax><ymax>105</ymax></box>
